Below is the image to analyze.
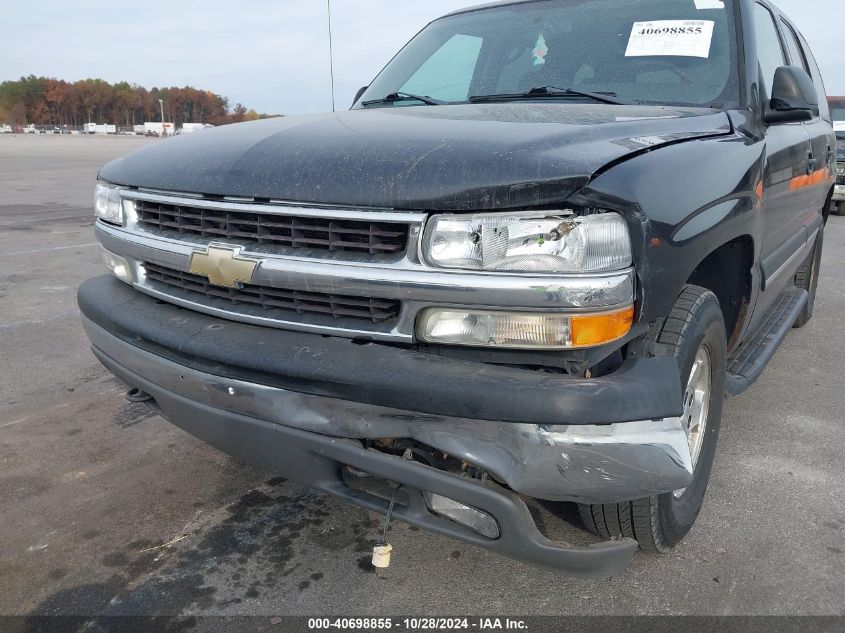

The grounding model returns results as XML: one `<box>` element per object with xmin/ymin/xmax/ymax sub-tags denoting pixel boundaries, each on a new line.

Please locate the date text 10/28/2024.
<box><xmin>307</xmin><ymin>618</ymin><xmax>529</xmax><ymax>630</ymax></box>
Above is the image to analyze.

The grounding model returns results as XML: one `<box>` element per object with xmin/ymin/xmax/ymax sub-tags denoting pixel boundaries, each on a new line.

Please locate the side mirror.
<box><xmin>353</xmin><ymin>86</ymin><xmax>369</xmax><ymax>107</ymax></box>
<box><xmin>764</xmin><ymin>66</ymin><xmax>818</xmax><ymax>124</ymax></box>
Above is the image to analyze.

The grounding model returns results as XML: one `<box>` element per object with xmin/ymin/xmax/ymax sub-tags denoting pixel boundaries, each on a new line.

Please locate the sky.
<box><xmin>1</xmin><ymin>0</ymin><xmax>843</xmax><ymax>116</ymax></box>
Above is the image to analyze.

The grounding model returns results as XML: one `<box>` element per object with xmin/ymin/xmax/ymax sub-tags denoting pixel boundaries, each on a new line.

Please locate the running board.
<box><xmin>726</xmin><ymin>288</ymin><xmax>808</xmax><ymax>396</ymax></box>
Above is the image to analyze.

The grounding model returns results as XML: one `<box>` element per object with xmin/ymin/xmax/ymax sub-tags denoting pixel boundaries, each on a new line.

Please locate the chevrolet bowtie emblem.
<box><xmin>188</xmin><ymin>243</ymin><xmax>260</xmax><ymax>289</ymax></box>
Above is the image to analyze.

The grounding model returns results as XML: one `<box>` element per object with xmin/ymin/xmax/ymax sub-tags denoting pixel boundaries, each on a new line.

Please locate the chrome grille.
<box><xmin>135</xmin><ymin>200</ymin><xmax>409</xmax><ymax>256</ymax></box>
<box><xmin>143</xmin><ymin>262</ymin><xmax>401</xmax><ymax>324</ymax></box>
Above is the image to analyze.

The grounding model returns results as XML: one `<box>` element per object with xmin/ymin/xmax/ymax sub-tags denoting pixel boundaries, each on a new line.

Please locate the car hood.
<box><xmin>100</xmin><ymin>104</ymin><xmax>732</xmax><ymax>211</ymax></box>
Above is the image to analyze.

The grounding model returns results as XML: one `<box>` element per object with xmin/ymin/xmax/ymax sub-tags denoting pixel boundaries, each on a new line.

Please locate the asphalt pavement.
<box><xmin>1</xmin><ymin>134</ymin><xmax>843</xmax><ymax>624</ymax></box>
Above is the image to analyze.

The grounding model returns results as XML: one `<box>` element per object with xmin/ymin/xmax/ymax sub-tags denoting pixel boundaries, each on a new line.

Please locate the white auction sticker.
<box><xmin>694</xmin><ymin>0</ymin><xmax>725</xmax><ymax>9</ymax></box>
<box><xmin>625</xmin><ymin>20</ymin><xmax>715</xmax><ymax>59</ymax></box>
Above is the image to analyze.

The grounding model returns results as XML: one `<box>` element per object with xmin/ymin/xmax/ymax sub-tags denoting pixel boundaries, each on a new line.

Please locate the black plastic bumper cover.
<box><xmin>78</xmin><ymin>276</ymin><xmax>683</xmax><ymax>426</ymax></box>
<box><xmin>95</xmin><ymin>345</ymin><xmax>638</xmax><ymax>577</ymax></box>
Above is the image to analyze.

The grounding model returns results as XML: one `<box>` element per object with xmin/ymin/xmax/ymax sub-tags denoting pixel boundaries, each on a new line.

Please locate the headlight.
<box><xmin>94</xmin><ymin>183</ymin><xmax>124</xmax><ymax>225</ymax></box>
<box><xmin>422</xmin><ymin>211</ymin><xmax>632</xmax><ymax>273</ymax></box>
<box><xmin>416</xmin><ymin>305</ymin><xmax>634</xmax><ymax>349</ymax></box>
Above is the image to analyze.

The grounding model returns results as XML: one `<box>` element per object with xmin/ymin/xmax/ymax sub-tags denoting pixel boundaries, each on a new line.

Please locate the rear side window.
<box><xmin>753</xmin><ymin>3</ymin><xmax>786</xmax><ymax>95</ymax></box>
<box><xmin>780</xmin><ymin>20</ymin><xmax>809</xmax><ymax>74</ymax></box>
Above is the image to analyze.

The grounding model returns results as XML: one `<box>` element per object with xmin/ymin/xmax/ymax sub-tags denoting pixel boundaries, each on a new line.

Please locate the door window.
<box><xmin>796</xmin><ymin>30</ymin><xmax>831</xmax><ymax>121</ymax></box>
<box><xmin>753</xmin><ymin>3</ymin><xmax>786</xmax><ymax>94</ymax></box>
<box><xmin>780</xmin><ymin>20</ymin><xmax>809</xmax><ymax>74</ymax></box>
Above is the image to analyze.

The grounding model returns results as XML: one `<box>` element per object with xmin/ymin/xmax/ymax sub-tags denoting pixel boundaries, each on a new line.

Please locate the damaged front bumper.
<box><xmin>79</xmin><ymin>276</ymin><xmax>694</xmax><ymax>576</ymax></box>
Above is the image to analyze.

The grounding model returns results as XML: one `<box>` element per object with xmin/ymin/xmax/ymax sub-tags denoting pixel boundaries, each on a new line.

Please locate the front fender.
<box><xmin>568</xmin><ymin>132</ymin><xmax>765</xmax><ymax>323</ymax></box>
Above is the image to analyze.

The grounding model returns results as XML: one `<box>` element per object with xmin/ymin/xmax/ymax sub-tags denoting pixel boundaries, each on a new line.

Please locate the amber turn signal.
<box><xmin>570</xmin><ymin>305</ymin><xmax>635</xmax><ymax>347</ymax></box>
<box><xmin>416</xmin><ymin>304</ymin><xmax>635</xmax><ymax>349</ymax></box>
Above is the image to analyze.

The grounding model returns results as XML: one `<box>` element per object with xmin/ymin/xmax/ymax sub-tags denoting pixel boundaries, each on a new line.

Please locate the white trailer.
<box><xmin>144</xmin><ymin>122</ymin><xmax>177</xmax><ymax>136</ymax></box>
<box><xmin>180</xmin><ymin>123</ymin><xmax>212</xmax><ymax>134</ymax></box>
<box><xmin>84</xmin><ymin>123</ymin><xmax>117</xmax><ymax>134</ymax></box>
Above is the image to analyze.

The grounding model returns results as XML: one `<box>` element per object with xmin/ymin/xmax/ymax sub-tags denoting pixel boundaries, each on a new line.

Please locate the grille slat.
<box><xmin>136</xmin><ymin>201</ymin><xmax>409</xmax><ymax>256</ymax></box>
<box><xmin>143</xmin><ymin>262</ymin><xmax>400</xmax><ymax>324</ymax></box>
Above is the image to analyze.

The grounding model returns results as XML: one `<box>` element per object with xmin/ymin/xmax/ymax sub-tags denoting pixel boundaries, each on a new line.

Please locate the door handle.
<box><xmin>807</xmin><ymin>151</ymin><xmax>817</xmax><ymax>174</ymax></box>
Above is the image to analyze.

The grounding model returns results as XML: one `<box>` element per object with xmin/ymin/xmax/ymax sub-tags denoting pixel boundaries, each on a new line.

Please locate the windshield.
<box><xmin>831</xmin><ymin>104</ymin><xmax>845</xmax><ymax>123</ymax></box>
<box><xmin>358</xmin><ymin>0</ymin><xmax>739</xmax><ymax>108</ymax></box>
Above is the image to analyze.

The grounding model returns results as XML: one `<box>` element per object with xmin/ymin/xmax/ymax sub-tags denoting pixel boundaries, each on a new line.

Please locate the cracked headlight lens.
<box><xmin>422</xmin><ymin>211</ymin><xmax>632</xmax><ymax>273</ymax></box>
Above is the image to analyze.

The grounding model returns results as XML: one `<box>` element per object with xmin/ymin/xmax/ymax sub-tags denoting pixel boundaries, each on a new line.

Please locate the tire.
<box><xmin>793</xmin><ymin>228</ymin><xmax>824</xmax><ymax>328</ymax></box>
<box><xmin>578</xmin><ymin>285</ymin><xmax>726</xmax><ymax>553</ymax></box>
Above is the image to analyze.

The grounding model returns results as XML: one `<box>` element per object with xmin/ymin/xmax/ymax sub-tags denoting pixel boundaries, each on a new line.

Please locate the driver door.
<box><xmin>753</xmin><ymin>2</ymin><xmax>813</xmax><ymax>307</ymax></box>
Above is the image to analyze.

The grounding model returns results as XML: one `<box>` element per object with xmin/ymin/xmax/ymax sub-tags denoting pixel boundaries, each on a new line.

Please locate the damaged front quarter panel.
<box><xmin>567</xmin><ymin>116</ymin><xmax>762</xmax><ymax>326</ymax></box>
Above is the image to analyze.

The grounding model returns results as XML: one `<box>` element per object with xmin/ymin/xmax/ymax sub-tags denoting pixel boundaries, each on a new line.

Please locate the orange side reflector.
<box><xmin>570</xmin><ymin>305</ymin><xmax>635</xmax><ymax>348</ymax></box>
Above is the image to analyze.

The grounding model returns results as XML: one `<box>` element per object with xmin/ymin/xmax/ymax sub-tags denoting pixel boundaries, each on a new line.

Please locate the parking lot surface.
<box><xmin>1</xmin><ymin>135</ymin><xmax>843</xmax><ymax>621</ymax></box>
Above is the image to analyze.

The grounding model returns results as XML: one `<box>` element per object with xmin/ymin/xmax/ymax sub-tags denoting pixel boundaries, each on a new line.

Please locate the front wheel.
<box><xmin>578</xmin><ymin>285</ymin><xmax>726</xmax><ymax>552</ymax></box>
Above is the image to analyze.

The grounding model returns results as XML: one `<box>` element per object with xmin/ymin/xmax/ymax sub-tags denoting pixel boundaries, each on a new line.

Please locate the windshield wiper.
<box><xmin>361</xmin><ymin>91</ymin><xmax>445</xmax><ymax>107</ymax></box>
<box><xmin>469</xmin><ymin>86</ymin><xmax>632</xmax><ymax>106</ymax></box>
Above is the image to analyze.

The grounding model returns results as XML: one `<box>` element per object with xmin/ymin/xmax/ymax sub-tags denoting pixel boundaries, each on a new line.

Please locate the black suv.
<box><xmin>79</xmin><ymin>0</ymin><xmax>833</xmax><ymax>577</ymax></box>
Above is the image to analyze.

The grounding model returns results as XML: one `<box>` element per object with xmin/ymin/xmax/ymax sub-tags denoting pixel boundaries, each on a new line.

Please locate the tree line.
<box><xmin>0</xmin><ymin>76</ymin><xmax>280</xmax><ymax>127</ymax></box>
